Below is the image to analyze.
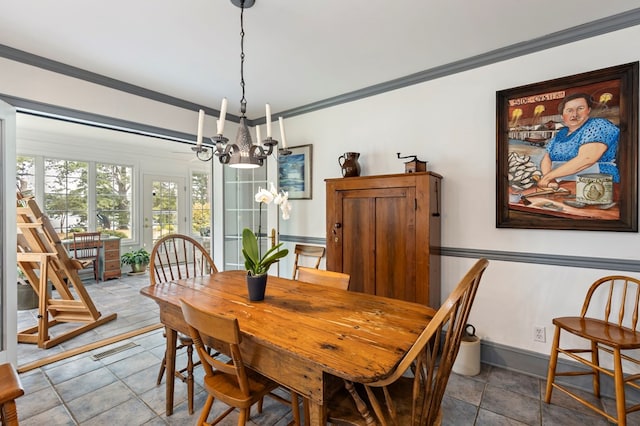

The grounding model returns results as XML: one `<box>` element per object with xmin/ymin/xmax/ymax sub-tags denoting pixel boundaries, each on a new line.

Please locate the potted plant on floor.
<box><xmin>17</xmin><ymin>267</ymin><xmax>39</xmax><ymax>310</ymax></box>
<box><xmin>121</xmin><ymin>248</ymin><xmax>151</xmax><ymax>273</ymax></box>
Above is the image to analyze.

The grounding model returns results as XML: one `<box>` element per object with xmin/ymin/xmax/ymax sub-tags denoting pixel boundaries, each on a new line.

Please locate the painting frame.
<box><xmin>278</xmin><ymin>144</ymin><xmax>312</xmax><ymax>200</ymax></box>
<box><xmin>496</xmin><ymin>62</ymin><xmax>638</xmax><ymax>232</ymax></box>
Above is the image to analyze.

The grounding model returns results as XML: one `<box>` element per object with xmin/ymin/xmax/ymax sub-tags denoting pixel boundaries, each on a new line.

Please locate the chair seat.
<box><xmin>553</xmin><ymin>316</ymin><xmax>640</xmax><ymax>349</ymax></box>
<box><xmin>204</xmin><ymin>366</ymin><xmax>279</xmax><ymax>409</ymax></box>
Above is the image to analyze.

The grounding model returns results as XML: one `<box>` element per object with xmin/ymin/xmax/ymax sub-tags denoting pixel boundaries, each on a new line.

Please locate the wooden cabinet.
<box><xmin>102</xmin><ymin>238</ymin><xmax>122</xmax><ymax>280</ymax></box>
<box><xmin>326</xmin><ymin>172</ymin><xmax>442</xmax><ymax>307</ymax></box>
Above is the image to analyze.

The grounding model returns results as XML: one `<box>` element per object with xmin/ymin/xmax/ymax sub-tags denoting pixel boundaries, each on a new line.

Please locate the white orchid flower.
<box><xmin>255</xmin><ymin>187</ymin><xmax>274</xmax><ymax>205</ymax></box>
<box><xmin>280</xmin><ymin>199</ymin><xmax>292</xmax><ymax>220</ymax></box>
<box><xmin>274</xmin><ymin>190</ymin><xmax>288</xmax><ymax>206</ymax></box>
<box><xmin>269</xmin><ymin>182</ymin><xmax>278</xmax><ymax>197</ymax></box>
<box><xmin>254</xmin><ymin>185</ymin><xmax>291</xmax><ymax>219</ymax></box>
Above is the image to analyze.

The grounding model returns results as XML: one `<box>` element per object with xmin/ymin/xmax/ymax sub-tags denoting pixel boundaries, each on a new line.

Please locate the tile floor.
<box><xmin>14</xmin><ymin>273</ymin><xmax>636</xmax><ymax>425</ymax></box>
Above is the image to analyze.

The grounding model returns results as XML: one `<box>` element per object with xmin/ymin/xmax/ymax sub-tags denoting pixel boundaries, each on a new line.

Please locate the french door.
<box><xmin>222</xmin><ymin>158</ymin><xmax>281</xmax><ymax>275</ymax></box>
<box><xmin>0</xmin><ymin>99</ymin><xmax>17</xmax><ymax>364</ymax></box>
<box><xmin>142</xmin><ymin>175</ymin><xmax>186</xmax><ymax>251</ymax></box>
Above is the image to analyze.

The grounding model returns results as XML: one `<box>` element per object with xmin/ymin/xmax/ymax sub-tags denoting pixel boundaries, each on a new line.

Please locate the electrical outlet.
<box><xmin>534</xmin><ymin>326</ymin><xmax>546</xmax><ymax>343</ymax></box>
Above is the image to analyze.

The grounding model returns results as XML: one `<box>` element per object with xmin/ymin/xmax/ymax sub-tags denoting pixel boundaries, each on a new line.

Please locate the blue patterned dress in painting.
<box><xmin>545</xmin><ymin>117</ymin><xmax>620</xmax><ymax>182</ymax></box>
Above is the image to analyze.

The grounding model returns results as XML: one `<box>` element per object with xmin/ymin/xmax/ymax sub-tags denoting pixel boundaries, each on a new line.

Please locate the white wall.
<box><xmin>277</xmin><ymin>25</ymin><xmax>640</xmax><ymax>358</ymax></box>
<box><xmin>2</xmin><ymin>25</ymin><xmax>640</xmax><ymax>363</ymax></box>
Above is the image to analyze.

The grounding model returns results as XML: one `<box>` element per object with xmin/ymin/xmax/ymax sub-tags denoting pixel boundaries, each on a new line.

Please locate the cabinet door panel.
<box><xmin>375</xmin><ymin>189</ymin><xmax>415</xmax><ymax>300</ymax></box>
<box><xmin>340</xmin><ymin>195</ymin><xmax>375</xmax><ymax>294</ymax></box>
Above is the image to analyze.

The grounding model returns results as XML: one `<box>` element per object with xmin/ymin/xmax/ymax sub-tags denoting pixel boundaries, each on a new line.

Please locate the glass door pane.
<box><xmin>143</xmin><ymin>175</ymin><xmax>185</xmax><ymax>250</ymax></box>
<box><xmin>223</xmin><ymin>166</ymin><xmax>266</xmax><ymax>271</ymax></box>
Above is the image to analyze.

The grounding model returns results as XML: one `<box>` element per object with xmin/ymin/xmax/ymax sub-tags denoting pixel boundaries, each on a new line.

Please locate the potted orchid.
<box><xmin>242</xmin><ymin>183</ymin><xmax>291</xmax><ymax>300</ymax></box>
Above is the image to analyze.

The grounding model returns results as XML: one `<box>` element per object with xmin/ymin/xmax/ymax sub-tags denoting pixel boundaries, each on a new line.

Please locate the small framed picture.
<box><xmin>278</xmin><ymin>144</ymin><xmax>312</xmax><ymax>199</ymax></box>
<box><xmin>496</xmin><ymin>62</ymin><xmax>638</xmax><ymax>231</ymax></box>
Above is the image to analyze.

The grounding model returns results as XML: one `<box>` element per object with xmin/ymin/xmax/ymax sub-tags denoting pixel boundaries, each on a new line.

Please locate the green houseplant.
<box><xmin>242</xmin><ymin>228</ymin><xmax>289</xmax><ymax>276</ymax></box>
<box><xmin>241</xmin><ymin>184</ymin><xmax>291</xmax><ymax>301</ymax></box>
<box><xmin>121</xmin><ymin>248</ymin><xmax>151</xmax><ymax>273</ymax></box>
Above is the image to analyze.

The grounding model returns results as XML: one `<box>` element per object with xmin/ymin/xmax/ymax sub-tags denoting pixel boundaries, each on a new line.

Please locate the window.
<box><xmin>96</xmin><ymin>163</ymin><xmax>133</xmax><ymax>238</ymax></box>
<box><xmin>16</xmin><ymin>155</ymin><xmax>35</xmax><ymax>197</ymax></box>
<box><xmin>16</xmin><ymin>156</ymin><xmax>134</xmax><ymax>241</ymax></box>
<box><xmin>44</xmin><ymin>158</ymin><xmax>88</xmax><ymax>239</ymax></box>
<box><xmin>192</xmin><ymin>171</ymin><xmax>211</xmax><ymax>237</ymax></box>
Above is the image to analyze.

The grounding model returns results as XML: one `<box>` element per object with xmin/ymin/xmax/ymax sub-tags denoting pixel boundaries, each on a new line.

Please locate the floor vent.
<box><xmin>91</xmin><ymin>342</ymin><xmax>138</xmax><ymax>360</ymax></box>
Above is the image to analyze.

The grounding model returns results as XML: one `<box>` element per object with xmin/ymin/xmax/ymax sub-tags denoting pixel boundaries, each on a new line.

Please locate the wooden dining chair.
<box><xmin>71</xmin><ymin>232</ymin><xmax>102</xmax><ymax>281</ymax></box>
<box><xmin>0</xmin><ymin>363</ymin><xmax>25</xmax><ymax>426</ymax></box>
<box><xmin>180</xmin><ymin>298</ymin><xmax>299</xmax><ymax>426</ymax></box>
<box><xmin>545</xmin><ymin>275</ymin><xmax>640</xmax><ymax>426</ymax></box>
<box><xmin>151</xmin><ymin>233</ymin><xmax>218</xmax><ymax>415</ymax></box>
<box><xmin>291</xmin><ymin>244</ymin><xmax>325</xmax><ymax>279</ymax></box>
<box><xmin>326</xmin><ymin>258</ymin><xmax>489</xmax><ymax>425</ymax></box>
<box><xmin>292</xmin><ymin>266</ymin><xmax>352</xmax><ymax>422</ymax></box>
<box><xmin>296</xmin><ymin>266</ymin><xmax>350</xmax><ymax>290</ymax></box>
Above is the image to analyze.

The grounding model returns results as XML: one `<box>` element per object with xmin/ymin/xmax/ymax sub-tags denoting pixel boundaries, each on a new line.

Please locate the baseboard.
<box><xmin>481</xmin><ymin>340</ymin><xmax>640</xmax><ymax>400</ymax></box>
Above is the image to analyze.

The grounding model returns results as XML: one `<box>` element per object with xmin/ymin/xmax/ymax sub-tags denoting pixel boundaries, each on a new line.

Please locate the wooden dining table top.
<box><xmin>140</xmin><ymin>269</ymin><xmax>436</xmax><ymax>384</ymax></box>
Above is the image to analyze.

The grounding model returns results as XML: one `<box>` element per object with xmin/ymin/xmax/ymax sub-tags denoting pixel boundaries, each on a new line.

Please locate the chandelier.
<box><xmin>192</xmin><ymin>0</ymin><xmax>290</xmax><ymax>168</ymax></box>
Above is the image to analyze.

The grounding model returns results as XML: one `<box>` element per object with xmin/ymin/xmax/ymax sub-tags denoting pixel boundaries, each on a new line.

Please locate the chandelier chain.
<box><xmin>239</xmin><ymin>0</ymin><xmax>247</xmax><ymax>115</ymax></box>
<box><xmin>194</xmin><ymin>0</ymin><xmax>290</xmax><ymax>167</ymax></box>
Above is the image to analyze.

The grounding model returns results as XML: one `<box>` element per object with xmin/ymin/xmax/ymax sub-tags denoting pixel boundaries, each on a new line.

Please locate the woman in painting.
<box><xmin>537</xmin><ymin>92</ymin><xmax>619</xmax><ymax>189</ymax></box>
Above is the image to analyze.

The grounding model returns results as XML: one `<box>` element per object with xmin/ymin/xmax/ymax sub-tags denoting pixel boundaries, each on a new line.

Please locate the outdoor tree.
<box><xmin>96</xmin><ymin>163</ymin><xmax>132</xmax><ymax>231</ymax></box>
<box><xmin>43</xmin><ymin>159</ymin><xmax>88</xmax><ymax>236</ymax></box>
<box><xmin>192</xmin><ymin>172</ymin><xmax>210</xmax><ymax>235</ymax></box>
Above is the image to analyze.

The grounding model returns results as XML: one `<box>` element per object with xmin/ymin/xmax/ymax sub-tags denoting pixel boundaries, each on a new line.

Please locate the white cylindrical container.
<box><xmin>452</xmin><ymin>325</ymin><xmax>481</xmax><ymax>376</ymax></box>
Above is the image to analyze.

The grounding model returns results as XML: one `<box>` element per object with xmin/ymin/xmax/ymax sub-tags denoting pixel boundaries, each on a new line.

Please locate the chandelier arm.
<box><xmin>249</xmin><ymin>144</ymin><xmax>265</xmax><ymax>159</ymax></box>
<box><xmin>216</xmin><ymin>143</ymin><xmax>238</xmax><ymax>164</ymax></box>
<box><xmin>192</xmin><ymin>146</ymin><xmax>213</xmax><ymax>162</ymax></box>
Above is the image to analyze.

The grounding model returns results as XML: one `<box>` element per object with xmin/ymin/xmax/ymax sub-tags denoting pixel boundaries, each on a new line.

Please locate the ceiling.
<box><xmin>2</xmin><ymin>1</ymin><xmax>640</xmax><ymax>120</ymax></box>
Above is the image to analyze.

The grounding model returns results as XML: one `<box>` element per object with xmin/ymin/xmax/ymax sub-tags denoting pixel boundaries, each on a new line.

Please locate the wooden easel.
<box><xmin>16</xmin><ymin>193</ymin><xmax>117</xmax><ymax>349</ymax></box>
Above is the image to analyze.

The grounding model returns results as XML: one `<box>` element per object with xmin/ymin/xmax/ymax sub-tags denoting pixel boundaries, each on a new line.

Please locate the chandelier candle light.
<box><xmin>192</xmin><ymin>0</ymin><xmax>291</xmax><ymax>167</ymax></box>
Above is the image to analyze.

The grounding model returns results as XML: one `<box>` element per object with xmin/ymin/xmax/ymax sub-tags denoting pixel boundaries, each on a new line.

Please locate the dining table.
<box><xmin>140</xmin><ymin>270</ymin><xmax>435</xmax><ymax>425</ymax></box>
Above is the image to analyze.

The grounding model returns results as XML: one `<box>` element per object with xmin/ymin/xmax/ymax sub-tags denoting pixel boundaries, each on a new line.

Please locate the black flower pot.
<box><xmin>247</xmin><ymin>273</ymin><xmax>267</xmax><ymax>301</ymax></box>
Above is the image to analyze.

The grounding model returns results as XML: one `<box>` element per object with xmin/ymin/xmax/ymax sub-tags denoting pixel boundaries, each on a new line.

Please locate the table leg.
<box><xmin>165</xmin><ymin>327</ymin><xmax>177</xmax><ymax>416</ymax></box>
<box><xmin>306</xmin><ymin>400</ymin><xmax>326</xmax><ymax>426</ymax></box>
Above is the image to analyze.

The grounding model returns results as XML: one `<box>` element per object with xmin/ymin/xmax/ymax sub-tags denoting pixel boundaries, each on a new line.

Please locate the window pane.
<box><xmin>16</xmin><ymin>155</ymin><xmax>35</xmax><ymax>197</ymax></box>
<box><xmin>152</xmin><ymin>180</ymin><xmax>178</xmax><ymax>241</ymax></box>
<box><xmin>223</xmin><ymin>167</ymin><xmax>266</xmax><ymax>271</ymax></box>
<box><xmin>44</xmin><ymin>159</ymin><xmax>88</xmax><ymax>239</ymax></box>
<box><xmin>97</xmin><ymin>163</ymin><xmax>133</xmax><ymax>240</ymax></box>
<box><xmin>192</xmin><ymin>172</ymin><xmax>210</xmax><ymax>236</ymax></box>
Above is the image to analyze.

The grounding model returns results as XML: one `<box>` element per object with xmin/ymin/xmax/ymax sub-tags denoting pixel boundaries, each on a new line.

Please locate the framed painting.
<box><xmin>496</xmin><ymin>62</ymin><xmax>638</xmax><ymax>231</ymax></box>
<box><xmin>278</xmin><ymin>144</ymin><xmax>312</xmax><ymax>199</ymax></box>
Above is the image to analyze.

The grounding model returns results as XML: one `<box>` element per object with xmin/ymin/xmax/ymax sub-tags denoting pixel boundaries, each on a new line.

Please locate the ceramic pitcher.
<box><xmin>338</xmin><ymin>152</ymin><xmax>361</xmax><ymax>177</ymax></box>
